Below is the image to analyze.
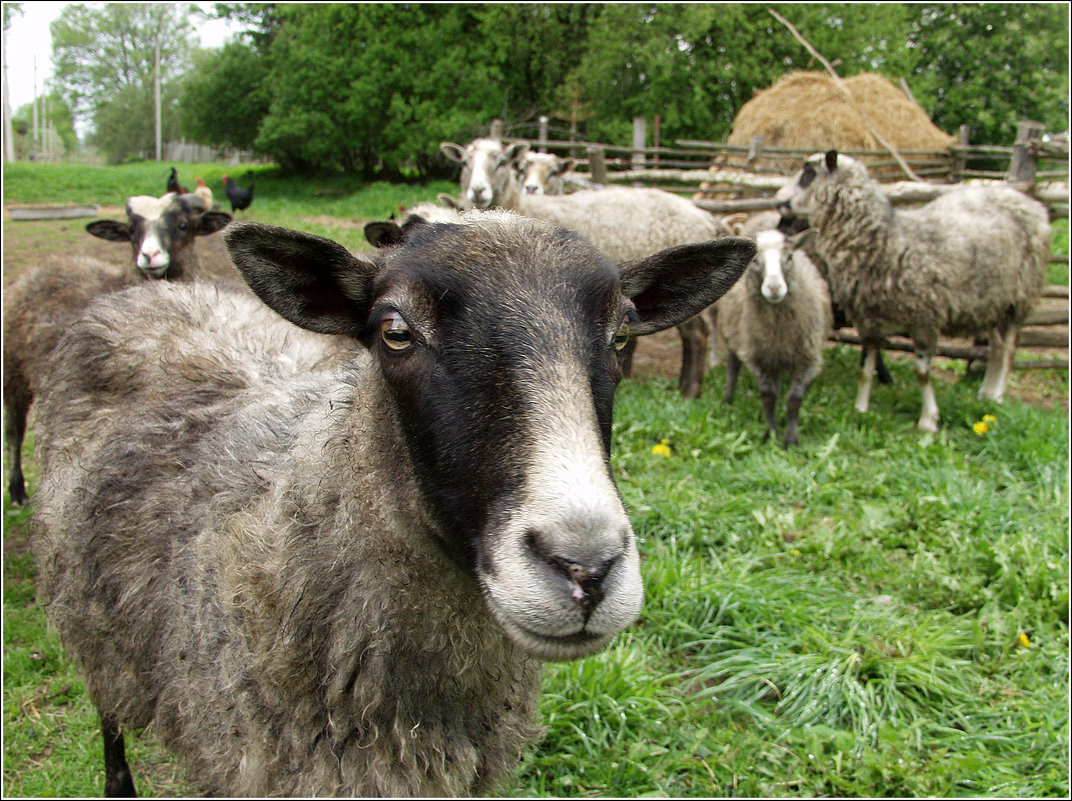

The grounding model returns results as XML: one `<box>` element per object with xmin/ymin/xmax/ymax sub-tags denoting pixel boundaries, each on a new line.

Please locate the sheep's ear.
<box><xmin>196</xmin><ymin>211</ymin><xmax>232</xmax><ymax>236</ymax></box>
<box><xmin>364</xmin><ymin>220</ymin><xmax>405</xmax><ymax>248</ymax></box>
<box><xmin>787</xmin><ymin>228</ymin><xmax>817</xmax><ymax>249</ymax></box>
<box><xmin>504</xmin><ymin>141</ymin><xmax>529</xmax><ymax>166</ymax></box>
<box><xmin>85</xmin><ymin>219</ymin><xmax>133</xmax><ymax>242</ymax></box>
<box><xmin>824</xmin><ymin>150</ymin><xmax>838</xmax><ymax>173</ymax></box>
<box><xmin>224</xmin><ymin>222</ymin><xmax>376</xmax><ymax>339</ymax></box>
<box><xmin>440</xmin><ymin>142</ymin><xmax>466</xmax><ymax>163</ymax></box>
<box><xmin>557</xmin><ymin>157</ymin><xmax>576</xmax><ymax>175</ymax></box>
<box><xmin>619</xmin><ymin>238</ymin><xmax>755</xmax><ymax>336</ymax></box>
<box><xmin>437</xmin><ymin>193</ymin><xmax>463</xmax><ymax>211</ymax></box>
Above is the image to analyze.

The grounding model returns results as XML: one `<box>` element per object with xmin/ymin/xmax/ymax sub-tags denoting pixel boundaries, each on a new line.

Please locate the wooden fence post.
<box><xmin>490</xmin><ymin>119</ymin><xmax>503</xmax><ymax>139</ymax></box>
<box><xmin>953</xmin><ymin>124</ymin><xmax>970</xmax><ymax>183</ymax></box>
<box><xmin>587</xmin><ymin>145</ymin><xmax>607</xmax><ymax>185</ymax></box>
<box><xmin>1007</xmin><ymin>120</ymin><xmax>1045</xmax><ymax>184</ymax></box>
<box><xmin>746</xmin><ymin>135</ymin><xmax>765</xmax><ymax>170</ymax></box>
<box><xmin>538</xmin><ymin>116</ymin><xmax>548</xmax><ymax>153</ymax></box>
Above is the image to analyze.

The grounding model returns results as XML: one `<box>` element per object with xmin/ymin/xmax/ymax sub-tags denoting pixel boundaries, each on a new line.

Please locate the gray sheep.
<box><xmin>776</xmin><ymin>151</ymin><xmax>1050</xmax><ymax>431</ymax></box>
<box><xmin>715</xmin><ymin>228</ymin><xmax>833</xmax><ymax>447</ymax></box>
<box><xmin>2</xmin><ymin>193</ymin><xmax>231</xmax><ymax>504</ymax></box>
<box><xmin>31</xmin><ymin>212</ymin><xmax>754</xmax><ymax>796</ymax></box>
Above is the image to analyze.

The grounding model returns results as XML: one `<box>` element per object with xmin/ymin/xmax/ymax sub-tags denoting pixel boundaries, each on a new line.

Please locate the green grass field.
<box><xmin>3</xmin><ymin>161</ymin><xmax>1068</xmax><ymax>797</ymax></box>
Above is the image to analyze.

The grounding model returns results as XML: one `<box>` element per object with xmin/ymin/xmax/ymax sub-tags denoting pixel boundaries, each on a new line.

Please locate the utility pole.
<box><xmin>2</xmin><ymin>19</ymin><xmax>15</xmax><ymax>161</ymax></box>
<box><xmin>32</xmin><ymin>55</ymin><xmax>38</xmax><ymax>160</ymax></box>
<box><xmin>154</xmin><ymin>40</ymin><xmax>161</xmax><ymax>161</ymax></box>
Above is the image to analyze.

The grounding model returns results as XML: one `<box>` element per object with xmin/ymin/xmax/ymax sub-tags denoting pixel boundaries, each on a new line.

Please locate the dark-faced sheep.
<box><xmin>31</xmin><ymin>212</ymin><xmax>754</xmax><ymax>796</ymax></box>
<box><xmin>715</xmin><ymin>228</ymin><xmax>833</xmax><ymax>447</ymax></box>
<box><xmin>2</xmin><ymin>193</ymin><xmax>231</xmax><ymax>505</ymax></box>
<box><xmin>776</xmin><ymin>151</ymin><xmax>1050</xmax><ymax>431</ymax></box>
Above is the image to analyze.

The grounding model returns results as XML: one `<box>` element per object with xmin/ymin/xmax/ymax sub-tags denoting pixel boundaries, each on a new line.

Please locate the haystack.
<box><xmin>725</xmin><ymin>71</ymin><xmax>955</xmax><ymax>175</ymax></box>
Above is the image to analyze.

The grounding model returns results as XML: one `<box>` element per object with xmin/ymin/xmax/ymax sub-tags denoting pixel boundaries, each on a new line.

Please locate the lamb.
<box><xmin>31</xmin><ymin>212</ymin><xmax>754</xmax><ymax>797</ymax></box>
<box><xmin>2</xmin><ymin>193</ymin><xmax>232</xmax><ymax>505</ymax></box>
<box><xmin>363</xmin><ymin>201</ymin><xmax>464</xmax><ymax>248</ymax></box>
<box><xmin>775</xmin><ymin>151</ymin><xmax>1050</xmax><ymax>431</ymax></box>
<box><xmin>439</xmin><ymin>137</ymin><xmax>529</xmax><ymax>210</ymax></box>
<box><xmin>715</xmin><ymin>228</ymin><xmax>833</xmax><ymax>447</ymax></box>
<box><xmin>719</xmin><ymin>209</ymin><xmax>893</xmax><ymax>384</ymax></box>
<box><xmin>518</xmin><ymin>186</ymin><xmax>736</xmax><ymax>396</ymax></box>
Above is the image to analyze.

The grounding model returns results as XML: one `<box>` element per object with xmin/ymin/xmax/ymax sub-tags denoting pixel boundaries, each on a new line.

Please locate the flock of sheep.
<box><xmin>2</xmin><ymin>131</ymin><xmax>1051</xmax><ymax>797</ymax></box>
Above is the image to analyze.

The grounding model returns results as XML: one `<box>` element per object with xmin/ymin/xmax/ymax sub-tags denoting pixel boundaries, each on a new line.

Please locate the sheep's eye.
<box><xmin>380</xmin><ymin>312</ymin><xmax>414</xmax><ymax>351</ymax></box>
<box><xmin>799</xmin><ymin>164</ymin><xmax>817</xmax><ymax>188</ymax></box>
<box><xmin>177</xmin><ymin>221</ymin><xmax>189</xmax><ymax>231</ymax></box>
<box><xmin>613</xmin><ymin>321</ymin><xmax>630</xmax><ymax>351</ymax></box>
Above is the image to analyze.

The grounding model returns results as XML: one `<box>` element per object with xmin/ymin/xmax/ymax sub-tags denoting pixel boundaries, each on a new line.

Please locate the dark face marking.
<box><xmin>362</xmin><ymin>222</ymin><xmax>625</xmax><ymax>569</ymax></box>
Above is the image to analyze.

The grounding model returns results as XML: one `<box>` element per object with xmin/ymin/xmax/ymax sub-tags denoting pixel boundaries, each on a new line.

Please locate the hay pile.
<box><xmin>725</xmin><ymin>71</ymin><xmax>955</xmax><ymax>174</ymax></box>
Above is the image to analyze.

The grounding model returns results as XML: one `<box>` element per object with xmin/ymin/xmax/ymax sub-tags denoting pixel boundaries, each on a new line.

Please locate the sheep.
<box><xmin>775</xmin><ymin>151</ymin><xmax>1050</xmax><ymax>431</ymax></box>
<box><xmin>516</xmin><ymin>151</ymin><xmax>598</xmax><ymax>196</ymax></box>
<box><xmin>715</xmin><ymin>228</ymin><xmax>833</xmax><ymax>447</ymax></box>
<box><xmin>439</xmin><ymin>137</ymin><xmax>529</xmax><ymax>210</ymax></box>
<box><xmin>30</xmin><ymin>212</ymin><xmax>755</xmax><ymax>797</ymax></box>
<box><xmin>2</xmin><ymin>193</ymin><xmax>233</xmax><ymax>505</ymax></box>
<box><xmin>363</xmin><ymin>201</ymin><xmax>465</xmax><ymax>248</ymax></box>
<box><xmin>85</xmin><ymin>192</ymin><xmax>234</xmax><ymax>282</ymax></box>
<box><xmin>717</xmin><ymin>209</ymin><xmax>893</xmax><ymax>384</ymax></box>
<box><xmin>517</xmin><ymin>186</ymin><xmax>735</xmax><ymax>397</ymax></box>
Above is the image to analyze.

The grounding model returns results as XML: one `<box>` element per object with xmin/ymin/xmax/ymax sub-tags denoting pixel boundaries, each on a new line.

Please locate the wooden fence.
<box><xmin>495</xmin><ymin>117</ymin><xmax>1070</xmax><ymax>371</ymax></box>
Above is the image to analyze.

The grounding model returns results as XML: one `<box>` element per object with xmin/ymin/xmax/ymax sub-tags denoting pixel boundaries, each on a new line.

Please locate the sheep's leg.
<box><xmin>979</xmin><ymin>322</ymin><xmax>1019</xmax><ymax>402</ymax></box>
<box><xmin>703</xmin><ymin>306</ymin><xmax>722</xmax><ymax>368</ymax></box>
<box><xmin>3</xmin><ymin>394</ymin><xmax>29</xmax><ymax>505</ymax></box>
<box><xmin>757</xmin><ymin>372</ymin><xmax>779</xmax><ymax>443</ymax></box>
<box><xmin>677</xmin><ymin>315</ymin><xmax>708</xmax><ymax>399</ymax></box>
<box><xmin>874</xmin><ymin>350</ymin><xmax>893</xmax><ymax>385</ymax></box>
<box><xmin>915</xmin><ymin>349</ymin><xmax>940</xmax><ymax>432</ymax></box>
<box><xmin>620</xmin><ymin>336</ymin><xmax>638</xmax><ymax>378</ymax></box>
<box><xmin>101</xmin><ymin>714</ymin><xmax>137</xmax><ymax>797</ymax></box>
<box><xmin>723</xmin><ymin>352</ymin><xmax>742</xmax><ymax>405</ymax></box>
<box><xmin>783</xmin><ymin>364</ymin><xmax>821</xmax><ymax>448</ymax></box>
<box><xmin>854</xmin><ymin>345</ymin><xmax>878</xmax><ymax>413</ymax></box>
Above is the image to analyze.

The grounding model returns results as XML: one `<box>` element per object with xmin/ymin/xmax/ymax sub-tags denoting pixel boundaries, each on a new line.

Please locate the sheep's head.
<box><xmin>518</xmin><ymin>152</ymin><xmax>575</xmax><ymax>195</ymax></box>
<box><xmin>225</xmin><ymin>213</ymin><xmax>754</xmax><ymax>661</ymax></box>
<box><xmin>775</xmin><ymin>150</ymin><xmax>869</xmax><ymax>217</ymax></box>
<box><xmin>440</xmin><ymin>138</ymin><xmax>529</xmax><ymax>209</ymax></box>
<box><xmin>86</xmin><ymin>193</ymin><xmax>232</xmax><ymax>280</ymax></box>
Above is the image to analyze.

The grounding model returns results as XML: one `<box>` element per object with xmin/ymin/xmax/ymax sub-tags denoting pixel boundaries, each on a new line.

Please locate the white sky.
<box><xmin>3</xmin><ymin>1</ymin><xmax>240</xmax><ymax>114</ymax></box>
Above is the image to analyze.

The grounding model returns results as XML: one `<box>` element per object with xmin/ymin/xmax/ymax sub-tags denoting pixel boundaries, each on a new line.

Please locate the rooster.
<box><xmin>222</xmin><ymin>174</ymin><xmax>255</xmax><ymax>213</ymax></box>
<box><xmin>166</xmin><ymin>166</ymin><xmax>189</xmax><ymax>195</ymax></box>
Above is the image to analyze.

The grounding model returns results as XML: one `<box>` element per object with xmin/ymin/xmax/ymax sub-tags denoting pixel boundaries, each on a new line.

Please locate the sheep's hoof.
<box><xmin>7</xmin><ymin>482</ymin><xmax>28</xmax><ymax>507</ymax></box>
<box><xmin>917</xmin><ymin>417</ymin><xmax>939</xmax><ymax>434</ymax></box>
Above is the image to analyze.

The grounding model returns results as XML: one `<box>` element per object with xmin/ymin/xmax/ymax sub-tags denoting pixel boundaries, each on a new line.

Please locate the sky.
<box><xmin>3</xmin><ymin>1</ymin><xmax>240</xmax><ymax>115</ymax></box>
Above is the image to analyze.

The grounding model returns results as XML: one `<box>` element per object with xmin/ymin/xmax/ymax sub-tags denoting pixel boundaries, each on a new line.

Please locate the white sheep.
<box><xmin>2</xmin><ymin>193</ymin><xmax>232</xmax><ymax>505</ymax></box>
<box><xmin>517</xmin><ymin>186</ymin><xmax>735</xmax><ymax>396</ymax></box>
<box><xmin>715</xmin><ymin>228</ymin><xmax>833</xmax><ymax>447</ymax></box>
<box><xmin>776</xmin><ymin>151</ymin><xmax>1050</xmax><ymax>431</ymax></box>
<box><xmin>31</xmin><ymin>213</ymin><xmax>754</xmax><ymax>796</ymax></box>
<box><xmin>517</xmin><ymin>151</ymin><xmax>597</xmax><ymax>195</ymax></box>
<box><xmin>439</xmin><ymin>137</ymin><xmax>529</xmax><ymax>210</ymax></box>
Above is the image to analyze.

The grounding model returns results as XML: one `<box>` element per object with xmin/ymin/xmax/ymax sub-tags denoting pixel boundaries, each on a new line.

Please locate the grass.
<box><xmin>3</xmin><ymin>161</ymin><xmax>1069</xmax><ymax>797</ymax></box>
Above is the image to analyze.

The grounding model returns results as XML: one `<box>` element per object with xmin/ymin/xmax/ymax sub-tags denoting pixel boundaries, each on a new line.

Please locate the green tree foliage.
<box><xmin>906</xmin><ymin>3</ymin><xmax>1070</xmax><ymax>145</ymax></box>
<box><xmin>12</xmin><ymin>94</ymin><xmax>79</xmax><ymax>159</ymax></box>
<box><xmin>179</xmin><ymin>43</ymin><xmax>271</xmax><ymax>151</ymax></box>
<box><xmin>51</xmin><ymin>3</ymin><xmax>196</xmax><ymax>163</ymax></box>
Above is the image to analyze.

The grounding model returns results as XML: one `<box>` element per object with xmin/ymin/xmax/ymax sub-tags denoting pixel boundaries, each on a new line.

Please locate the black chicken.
<box><xmin>166</xmin><ymin>166</ymin><xmax>188</xmax><ymax>195</ymax></box>
<box><xmin>222</xmin><ymin>174</ymin><xmax>255</xmax><ymax>213</ymax></box>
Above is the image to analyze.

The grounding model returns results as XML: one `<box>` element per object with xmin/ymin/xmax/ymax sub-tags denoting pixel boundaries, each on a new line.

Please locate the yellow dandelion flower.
<box><xmin>790</xmin><ymin>549</ymin><xmax>801</xmax><ymax>557</ymax></box>
<box><xmin>651</xmin><ymin>438</ymin><xmax>672</xmax><ymax>457</ymax></box>
<box><xmin>1017</xmin><ymin>631</ymin><xmax>1030</xmax><ymax>648</ymax></box>
<box><xmin>972</xmin><ymin>421</ymin><xmax>989</xmax><ymax>435</ymax></box>
<box><xmin>983</xmin><ymin>414</ymin><xmax>997</xmax><ymax>424</ymax></box>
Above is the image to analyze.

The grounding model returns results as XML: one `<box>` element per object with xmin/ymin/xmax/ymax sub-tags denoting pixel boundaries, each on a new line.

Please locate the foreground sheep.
<box><xmin>31</xmin><ymin>213</ymin><xmax>754</xmax><ymax>796</ymax></box>
<box><xmin>776</xmin><ymin>151</ymin><xmax>1049</xmax><ymax>431</ymax></box>
<box><xmin>2</xmin><ymin>193</ymin><xmax>231</xmax><ymax>505</ymax></box>
<box><xmin>716</xmin><ymin>228</ymin><xmax>833</xmax><ymax>447</ymax></box>
<box><xmin>518</xmin><ymin>187</ymin><xmax>735</xmax><ymax>396</ymax></box>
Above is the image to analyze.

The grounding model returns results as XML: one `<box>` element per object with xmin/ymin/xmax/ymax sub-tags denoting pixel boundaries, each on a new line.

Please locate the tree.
<box><xmin>179</xmin><ymin>42</ymin><xmax>271</xmax><ymax>151</ymax></box>
<box><xmin>906</xmin><ymin>3</ymin><xmax>1070</xmax><ymax>145</ymax></box>
<box><xmin>51</xmin><ymin>3</ymin><xmax>196</xmax><ymax>162</ymax></box>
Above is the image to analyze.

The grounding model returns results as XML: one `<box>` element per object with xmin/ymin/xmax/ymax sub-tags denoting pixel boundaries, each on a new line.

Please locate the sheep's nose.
<box><xmin>526</xmin><ymin>528</ymin><xmax>623</xmax><ymax>616</ymax></box>
<box><xmin>552</xmin><ymin>556</ymin><xmax>610</xmax><ymax>613</ymax></box>
<box><xmin>524</xmin><ymin>185</ymin><xmax>540</xmax><ymax>194</ymax></box>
